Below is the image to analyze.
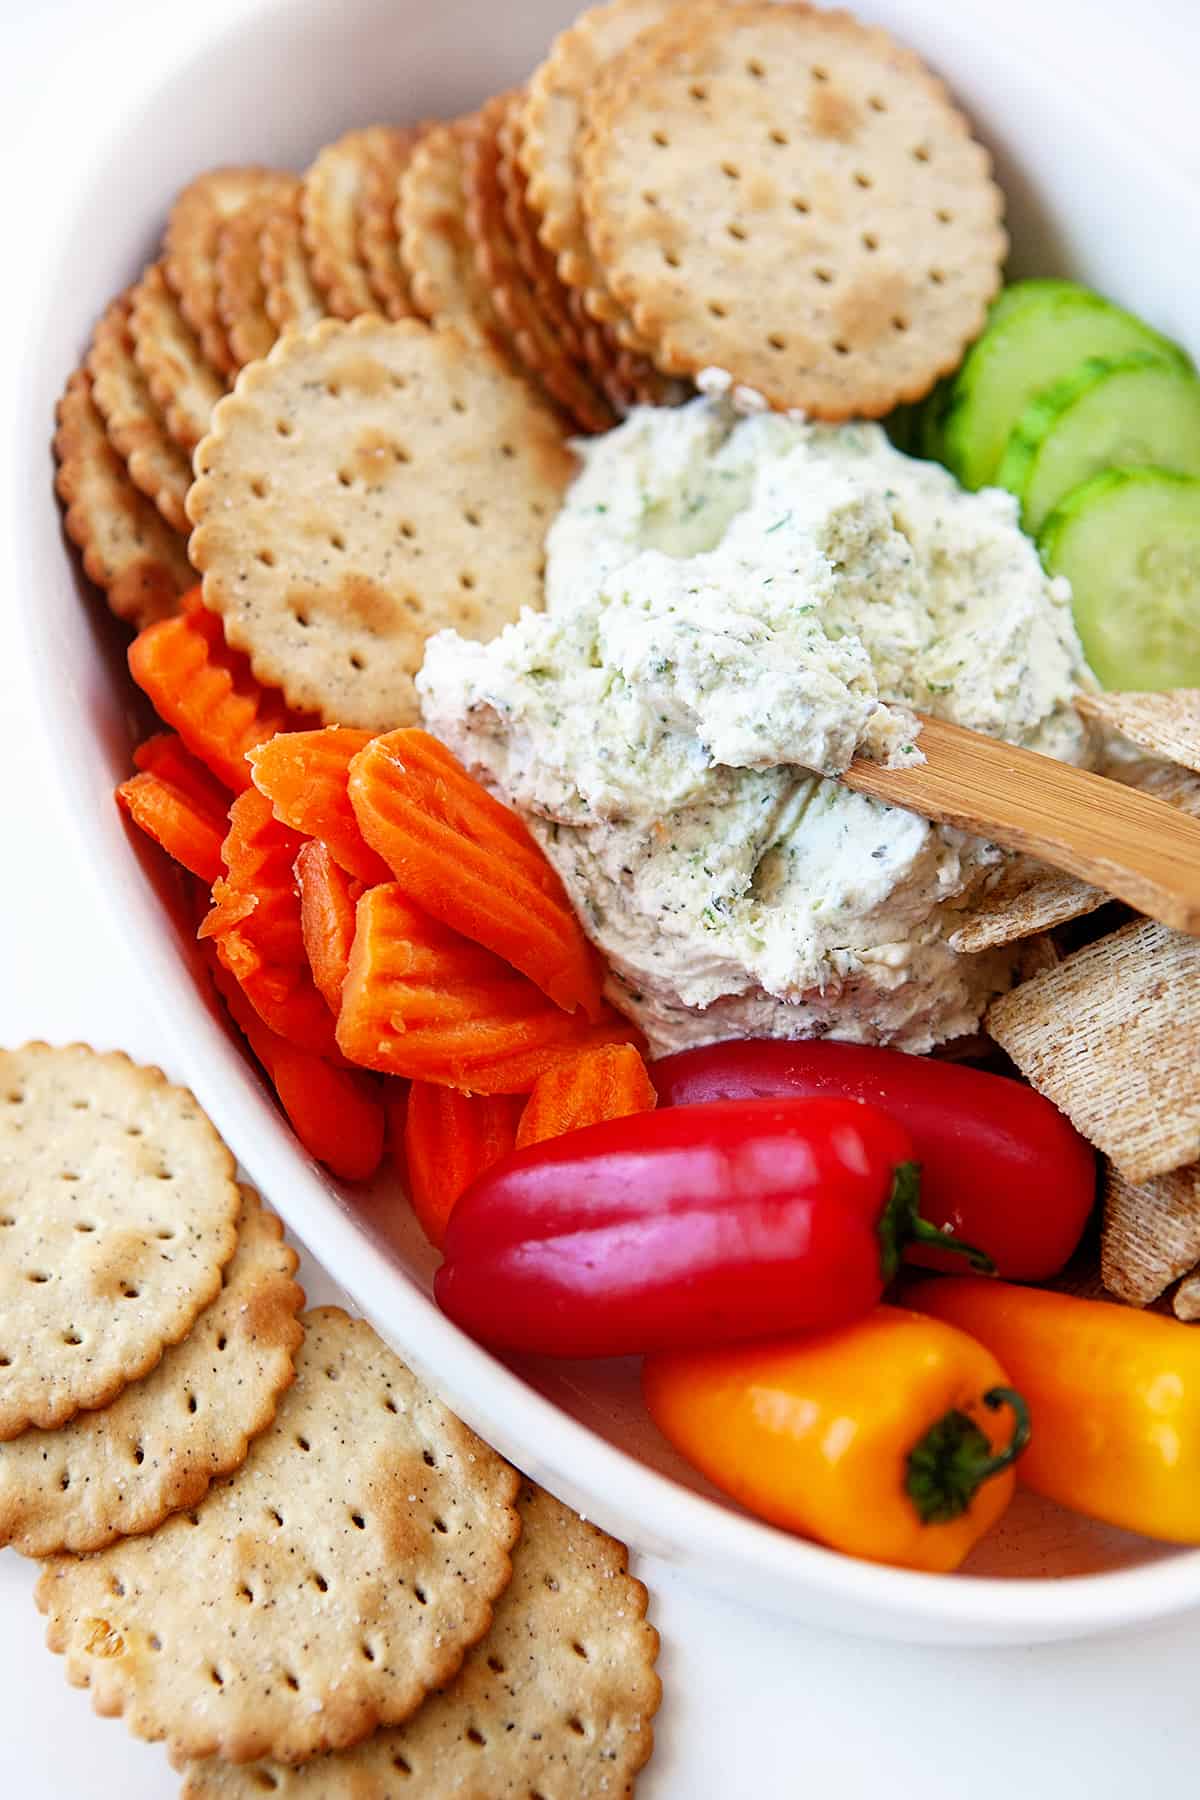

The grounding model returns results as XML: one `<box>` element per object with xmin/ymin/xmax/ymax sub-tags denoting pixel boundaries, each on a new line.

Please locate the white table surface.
<box><xmin>4</xmin><ymin>2</ymin><xmax>1200</xmax><ymax>1794</ymax></box>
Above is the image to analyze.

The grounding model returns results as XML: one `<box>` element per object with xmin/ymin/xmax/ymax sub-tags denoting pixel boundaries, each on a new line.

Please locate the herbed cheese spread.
<box><xmin>418</xmin><ymin>393</ymin><xmax>1093</xmax><ymax>1055</ymax></box>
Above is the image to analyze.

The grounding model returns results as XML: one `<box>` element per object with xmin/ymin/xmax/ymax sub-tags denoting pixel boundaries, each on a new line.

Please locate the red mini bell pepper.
<box><xmin>435</xmin><ymin>1097</ymin><xmax>991</xmax><ymax>1358</ymax></box>
<box><xmin>653</xmin><ymin>1040</ymin><xmax>1096</xmax><ymax>1280</ymax></box>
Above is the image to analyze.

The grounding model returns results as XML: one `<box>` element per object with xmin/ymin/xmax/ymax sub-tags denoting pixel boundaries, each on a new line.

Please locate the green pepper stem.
<box><xmin>905</xmin><ymin>1386</ymin><xmax>1032</xmax><ymax>1526</ymax></box>
<box><xmin>877</xmin><ymin>1161</ymin><xmax>995</xmax><ymax>1283</ymax></box>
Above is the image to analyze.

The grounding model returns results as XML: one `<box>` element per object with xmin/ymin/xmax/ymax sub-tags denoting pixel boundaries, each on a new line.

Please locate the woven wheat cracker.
<box><xmin>579</xmin><ymin>4</ymin><xmax>1006</xmax><ymax>415</ymax></box>
<box><xmin>0</xmin><ymin>1045</ymin><xmax>239</xmax><ymax>1439</ymax></box>
<box><xmin>0</xmin><ymin>1186</ymin><xmax>302</xmax><ymax>1557</ymax></box>
<box><xmin>947</xmin><ymin>856</ymin><xmax>1106</xmax><ymax>954</ymax></box>
<box><xmin>131</xmin><ymin>262</ymin><xmax>227</xmax><ymax>453</ymax></box>
<box><xmin>1173</xmin><ymin>1267</ymin><xmax>1200</xmax><ymax>1323</ymax></box>
<box><xmin>87</xmin><ymin>293</ymin><xmax>194</xmax><ymax>534</ymax></box>
<box><xmin>986</xmin><ymin>919</ymin><xmax>1200</xmax><ymax>1184</ymax></box>
<box><xmin>397</xmin><ymin>119</ymin><xmax>515</xmax><ymax>364</ymax></box>
<box><xmin>54</xmin><ymin>370</ymin><xmax>191</xmax><ymax>629</ymax></box>
<box><xmin>302</xmin><ymin>128</ymin><xmax>408</xmax><ymax>321</ymax></box>
<box><xmin>261</xmin><ymin>191</ymin><xmax>328</xmax><ymax>334</ymax></box>
<box><xmin>467</xmin><ymin>94</ymin><xmax>613</xmax><ymax>434</ymax></box>
<box><xmin>37</xmin><ymin>1308</ymin><xmax>520</xmax><ymax>1766</ymax></box>
<box><xmin>358</xmin><ymin>125</ymin><xmax>425</xmax><ymax>321</ymax></box>
<box><xmin>1077</xmin><ymin>691</ymin><xmax>1200</xmax><ymax>773</ymax></box>
<box><xmin>1101</xmin><ymin>1161</ymin><xmax>1200</xmax><ymax>1309</ymax></box>
<box><xmin>187</xmin><ymin>316</ymin><xmax>573</xmax><ymax>729</ymax></box>
<box><xmin>519</xmin><ymin>0</ymin><xmax>676</xmax><ymax>350</ymax></box>
<box><xmin>179</xmin><ymin>1479</ymin><xmax>660</xmax><ymax>1799</ymax></box>
<box><xmin>217</xmin><ymin>185</ymin><xmax>299</xmax><ymax>368</ymax></box>
<box><xmin>166</xmin><ymin>169</ymin><xmax>292</xmax><ymax>377</ymax></box>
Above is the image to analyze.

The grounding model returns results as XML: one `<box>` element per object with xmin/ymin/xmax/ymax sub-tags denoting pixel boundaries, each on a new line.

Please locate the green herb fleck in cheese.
<box><xmin>418</xmin><ymin>395</ymin><xmax>1094</xmax><ymax>1055</ymax></box>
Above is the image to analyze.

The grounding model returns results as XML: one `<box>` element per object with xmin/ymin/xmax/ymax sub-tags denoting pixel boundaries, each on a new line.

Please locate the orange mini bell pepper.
<box><xmin>643</xmin><ymin>1307</ymin><xmax>1028</xmax><ymax>1572</ymax></box>
<box><xmin>905</xmin><ymin>1276</ymin><xmax>1200</xmax><ymax>1543</ymax></box>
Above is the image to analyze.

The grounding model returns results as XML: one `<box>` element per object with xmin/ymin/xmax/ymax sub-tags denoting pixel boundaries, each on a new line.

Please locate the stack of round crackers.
<box><xmin>3</xmin><ymin>1043</ymin><xmax>661</xmax><ymax>1795</ymax></box>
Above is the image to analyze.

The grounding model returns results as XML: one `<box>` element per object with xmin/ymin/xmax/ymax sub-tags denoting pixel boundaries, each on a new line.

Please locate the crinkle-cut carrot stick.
<box><xmin>402</xmin><ymin>1083</ymin><xmax>523</xmax><ymax>1249</ymax></box>
<box><xmin>127</xmin><ymin>586</ymin><xmax>314</xmax><ymax>790</ymax></box>
<box><xmin>115</xmin><ymin>770</ymin><xmax>227</xmax><ymax>884</ymax></box>
<box><xmin>133</xmin><ymin>732</ymin><xmax>234</xmax><ymax>812</ymax></box>
<box><xmin>515</xmin><ymin>1043</ymin><xmax>658</xmax><ymax>1149</ymax></box>
<box><xmin>201</xmin><ymin>788</ymin><xmax>338</xmax><ymax>1058</ymax></box>
<box><xmin>208</xmin><ymin>952</ymin><xmax>384</xmax><ymax>1181</ymax></box>
<box><xmin>335</xmin><ymin>883</ymin><xmax>639</xmax><ymax>1092</ymax></box>
<box><xmin>295</xmin><ymin>839</ymin><xmax>362</xmax><ymax>1014</ymax></box>
<box><xmin>347</xmin><ymin>729</ymin><xmax>605</xmax><ymax>1020</ymax></box>
<box><xmin>248</xmin><ymin>729</ymin><xmax>390</xmax><ymax>883</ymax></box>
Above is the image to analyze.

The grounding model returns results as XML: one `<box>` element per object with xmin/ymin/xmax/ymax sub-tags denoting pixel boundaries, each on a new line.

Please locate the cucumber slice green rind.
<box><xmin>1039</xmin><ymin>467</ymin><xmax>1200</xmax><ymax>690</ymax></box>
<box><xmin>942</xmin><ymin>284</ymin><xmax>1193</xmax><ymax>490</ymax></box>
<box><xmin>997</xmin><ymin>352</ymin><xmax>1200</xmax><ymax>533</ymax></box>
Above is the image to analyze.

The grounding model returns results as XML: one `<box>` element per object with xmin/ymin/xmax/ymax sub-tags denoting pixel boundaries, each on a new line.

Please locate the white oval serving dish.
<box><xmin>10</xmin><ymin>0</ymin><xmax>1200</xmax><ymax>1646</ymax></box>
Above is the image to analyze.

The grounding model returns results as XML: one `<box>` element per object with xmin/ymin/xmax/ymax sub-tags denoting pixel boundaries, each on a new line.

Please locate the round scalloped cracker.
<box><xmin>37</xmin><ymin>1307</ymin><xmax>521</xmax><ymax>1767</ymax></box>
<box><xmin>1076</xmin><ymin>690</ymin><xmax>1200</xmax><ymax>774</ymax></box>
<box><xmin>178</xmin><ymin>1477</ymin><xmax>661</xmax><ymax>1799</ymax></box>
<box><xmin>54</xmin><ymin>370</ymin><xmax>192</xmax><ymax>630</ymax></box>
<box><xmin>357</xmin><ymin>124</ymin><xmax>426</xmax><ymax>321</ymax></box>
<box><xmin>302</xmin><ymin>128</ymin><xmax>407</xmax><ymax>322</ymax></box>
<box><xmin>520</xmin><ymin>0</ymin><xmax>677</xmax><ymax>352</ymax></box>
<box><xmin>131</xmin><ymin>262</ymin><xmax>227</xmax><ymax>454</ymax></box>
<box><xmin>166</xmin><ymin>168</ymin><xmax>293</xmax><ymax>378</ymax></box>
<box><xmin>217</xmin><ymin>186</ymin><xmax>298</xmax><ymax>369</ymax></box>
<box><xmin>986</xmin><ymin>918</ymin><xmax>1200</xmax><ymax>1186</ymax></box>
<box><xmin>499</xmin><ymin>94</ymin><xmax>588</xmax><ymax>366</ymax></box>
<box><xmin>0</xmin><ymin>1044</ymin><xmax>240</xmax><ymax>1440</ymax></box>
<box><xmin>0</xmin><ymin>1185</ymin><xmax>303</xmax><ymax>1557</ymax></box>
<box><xmin>87</xmin><ymin>292</ymin><xmax>193</xmax><ymax>534</ymax></box>
<box><xmin>466</xmin><ymin>94</ymin><xmax>614</xmax><ymax>434</ymax></box>
<box><xmin>579</xmin><ymin>3</ymin><xmax>1007</xmax><ymax>416</ymax></box>
<box><xmin>261</xmin><ymin>190</ymin><xmax>328</xmax><ymax>334</ymax></box>
<box><xmin>187</xmin><ymin>317</ymin><xmax>574</xmax><ymax>730</ymax></box>
<box><xmin>397</xmin><ymin>118</ymin><xmax>515</xmax><ymax>365</ymax></box>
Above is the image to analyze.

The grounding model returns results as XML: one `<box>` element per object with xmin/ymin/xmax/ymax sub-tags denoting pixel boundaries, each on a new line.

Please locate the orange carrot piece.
<box><xmin>116</xmin><ymin>771</ymin><xmax>227</xmax><ymax>884</ymax></box>
<box><xmin>295</xmin><ymin>839</ymin><xmax>362</xmax><ymax>1014</ymax></box>
<box><xmin>128</xmin><ymin>586</ymin><xmax>313</xmax><ymax>790</ymax></box>
<box><xmin>208</xmin><ymin>954</ymin><xmax>384</xmax><ymax>1181</ymax></box>
<box><xmin>402</xmin><ymin>1083</ymin><xmax>523</xmax><ymax>1248</ymax></box>
<box><xmin>348</xmin><ymin>729</ymin><xmax>605</xmax><ymax>1020</ymax></box>
<box><xmin>133</xmin><ymin>732</ymin><xmax>234</xmax><ymax>810</ymax></box>
<box><xmin>336</xmin><ymin>883</ymin><xmax>637</xmax><ymax>1092</ymax></box>
<box><xmin>201</xmin><ymin>788</ymin><xmax>338</xmax><ymax>1058</ymax></box>
<box><xmin>248</xmin><ymin>729</ymin><xmax>389</xmax><ymax>883</ymax></box>
<box><xmin>516</xmin><ymin>1043</ymin><xmax>657</xmax><ymax>1149</ymax></box>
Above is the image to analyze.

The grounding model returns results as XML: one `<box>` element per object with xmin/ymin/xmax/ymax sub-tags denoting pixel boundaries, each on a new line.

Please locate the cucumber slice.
<box><xmin>943</xmin><ymin>282</ymin><xmax>1192</xmax><ymax>491</ymax></box>
<box><xmin>997</xmin><ymin>353</ymin><xmax>1200</xmax><ymax>533</ymax></box>
<box><xmin>1039</xmin><ymin>468</ymin><xmax>1200</xmax><ymax>689</ymax></box>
